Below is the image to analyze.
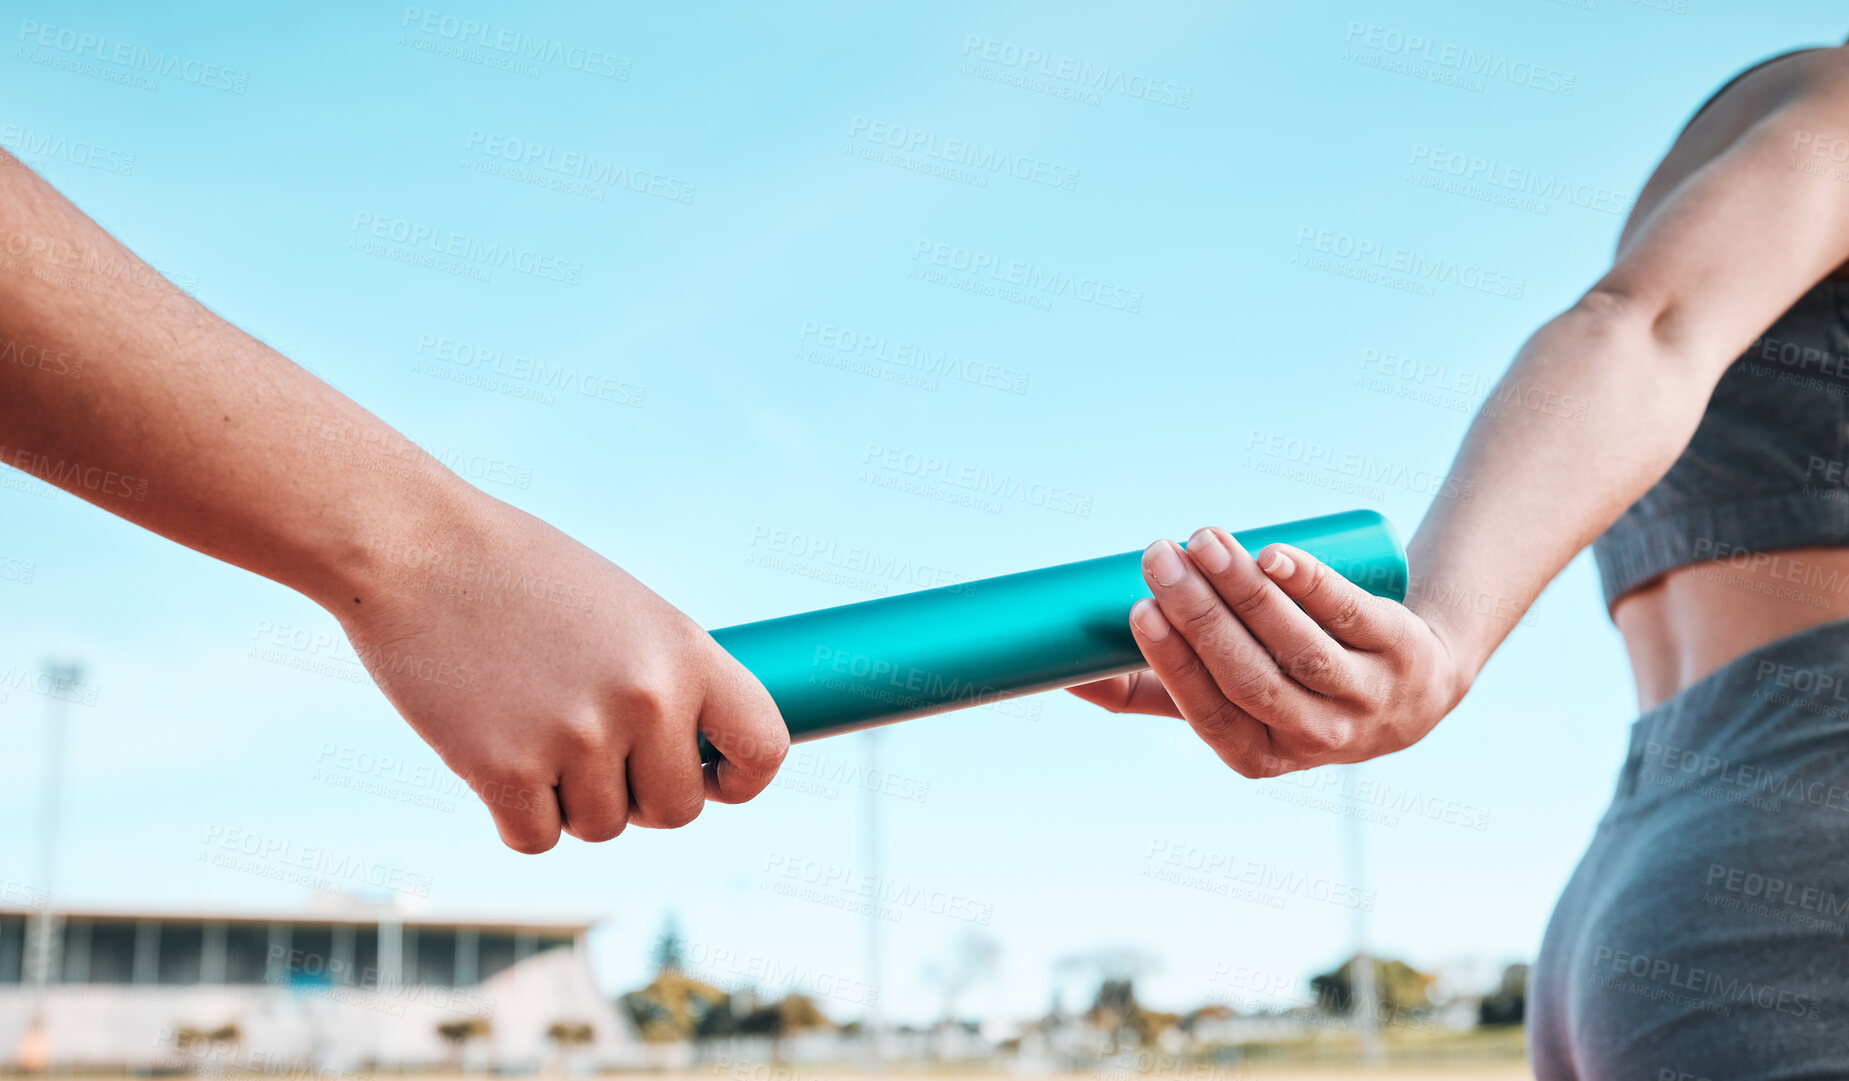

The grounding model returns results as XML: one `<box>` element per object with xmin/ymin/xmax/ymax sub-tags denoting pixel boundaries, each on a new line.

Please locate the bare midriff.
<box><xmin>1613</xmin><ymin>547</ymin><xmax>1849</xmax><ymax>711</ymax></box>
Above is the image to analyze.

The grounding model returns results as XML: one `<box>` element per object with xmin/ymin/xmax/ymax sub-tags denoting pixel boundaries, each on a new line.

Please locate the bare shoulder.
<box><xmin>1623</xmin><ymin>45</ymin><xmax>1849</xmax><ymax>251</ymax></box>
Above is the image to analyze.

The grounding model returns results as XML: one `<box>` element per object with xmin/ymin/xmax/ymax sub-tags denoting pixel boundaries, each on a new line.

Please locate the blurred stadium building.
<box><xmin>0</xmin><ymin>899</ymin><xmax>641</xmax><ymax>1070</ymax></box>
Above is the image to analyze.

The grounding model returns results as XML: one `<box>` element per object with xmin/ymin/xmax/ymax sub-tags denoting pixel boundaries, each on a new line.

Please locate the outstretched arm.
<box><xmin>0</xmin><ymin>150</ymin><xmax>787</xmax><ymax>850</ymax></box>
<box><xmin>1073</xmin><ymin>51</ymin><xmax>1849</xmax><ymax>775</ymax></box>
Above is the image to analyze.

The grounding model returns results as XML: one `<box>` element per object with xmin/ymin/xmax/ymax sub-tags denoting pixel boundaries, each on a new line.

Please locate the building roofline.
<box><xmin>0</xmin><ymin>904</ymin><xmax>604</xmax><ymax>933</ymax></box>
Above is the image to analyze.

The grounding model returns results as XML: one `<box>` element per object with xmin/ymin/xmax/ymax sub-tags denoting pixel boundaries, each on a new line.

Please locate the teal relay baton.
<box><xmin>701</xmin><ymin>509</ymin><xmax>1407</xmax><ymax>763</ymax></box>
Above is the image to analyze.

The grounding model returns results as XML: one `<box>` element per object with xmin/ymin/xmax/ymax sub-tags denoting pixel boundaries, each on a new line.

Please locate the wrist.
<box><xmin>299</xmin><ymin>456</ymin><xmax>501</xmax><ymax>618</ymax></box>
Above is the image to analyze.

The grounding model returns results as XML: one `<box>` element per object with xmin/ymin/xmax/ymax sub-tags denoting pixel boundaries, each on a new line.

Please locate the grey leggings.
<box><xmin>1530</xmin><ymin>618</ymin><xmax>1849</xmax><ymax>1080</ymax></box>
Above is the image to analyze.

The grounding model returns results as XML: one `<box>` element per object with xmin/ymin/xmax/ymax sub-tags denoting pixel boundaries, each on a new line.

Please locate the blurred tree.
<box><xmin>435</xmin><ymin>1019</ymin><xmax>491</xmax><ymax>1068</ymax></box>
<box><xmin>1311</xmin><ymin>955</ymin><xmax>1436</xmax><ymax>1020</ymax></box>
<box><xmin>1477</xmin><ymin>963</ymin><xmax>1529</xmax><ymax>1027</ymax></box>
<box><xmin>620</xmin><ymin>969</ymin><xmax>732</xmax><ymax>1043</ymax></box>
<box><xmin>922</xmin><ymin>929</ymin><xmax>1001</xmax><ymax>1024</ymax></box>
<box><xmin>1085</xmin><ymin>978</ymin><xmax>1179</xmax><ymax>1052</ymax></box>
<box><xmin>548</xmin><ymin>1020</ymin><xmax>595</xmax><ymax>1043</ymax></box>
<box><xmin>738</xmin><ymin>993</ymin><xmax>834</xmax><ymax>1061</ymax></box>
<box><xmin>653</xmin><ymin>913</ymin><xmax>686</xmax><ymax>974</ymax></box>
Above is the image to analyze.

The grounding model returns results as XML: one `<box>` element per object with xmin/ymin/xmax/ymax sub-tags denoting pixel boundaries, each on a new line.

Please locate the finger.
<box><xmin>626</xmin><ymin>697</ymin><xmax>706</xmax><ymax>831</ymax></box>
<box><xmin>1128</xmin><ymin>599</ymin><xmax>1279</xmax><ymax>777</ymax></box>
<box><xmin>473</xmin><ymin>769</ymin><xmax>564</xmax><ymax>854</ymax></box>
<box><xmin>1066</xmin><ymin>670</ymin><xmax>1181</xmax><ymax>717</ymax></box>
<box><xmin>1143</xmin><ymin>539</ymin><xmax>1309</xmax><ymax>723</ymax></box>
<box><xmin>1185</xmin><ymin>527</ymin><xmax>1356</xmax><ymax>696</ymax></box>
<box><xmin>557</xmin><ymin>737</ymin><xmax>631</xmax><ymax>841</ymax></box>
<box><xmin>1256</xmin><ymin>543</ymin><xmax>1407</xmax><ymax>652</ymax></box>
<box><xmin>697</xmin><ymin>644</ymin><xmax>789</xmax><ymax>804</ymax></box>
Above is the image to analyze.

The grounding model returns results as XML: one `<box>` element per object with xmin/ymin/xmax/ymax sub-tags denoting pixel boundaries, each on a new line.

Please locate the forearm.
<box><xmin>1404</xmin><ymin>294</ymin><xmax>1716</xmax><ymax>684</ymax></box>
<box><xmin>0</xmin><ymin>152</ymin><xmax>484</xmax><ymax>611</ymax></box>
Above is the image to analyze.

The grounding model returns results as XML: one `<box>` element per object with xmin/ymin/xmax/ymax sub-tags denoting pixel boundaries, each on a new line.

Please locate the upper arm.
<box><xmin>1591</xmin><ymin>52</ymin><xmax>1849</xmax><ymax>373</ymax></box>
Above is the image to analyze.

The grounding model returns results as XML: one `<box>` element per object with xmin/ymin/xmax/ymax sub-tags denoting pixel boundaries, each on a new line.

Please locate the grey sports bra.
<box><xmin>1590</xmin><ymin>48</ymin><xmax>1849</xmax><ymax>609</ymax></box>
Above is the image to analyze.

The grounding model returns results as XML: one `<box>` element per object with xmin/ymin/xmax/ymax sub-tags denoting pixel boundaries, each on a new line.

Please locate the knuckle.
<box><xmin>1174</xmin><ymin>596</ymin><xmax>1225</xmax><ymax>636</ymax></box>
<box><xmin>1281</xmin><ymin>645</ymin><xmax>1336</xmax><ymax>686</ymax></box>
<box><xmin>610</xmin><ymin>681</ymin><xmax>669</xmax><ymax>724</ymax></box>
<box><xmin>1192</xmin><ymin>698</ymin><xmax>1246</xmax><ymax>742</ymax></box>
<box><xmin>1224</xmin><ymin>575</ymin><xmax>1275</xmax><ymax>619</ymax></box>
<box><xmin>1324</xmin><ymin>591</ymin><xmax>1367</xmax><ymax>634</ymax></box>
<box><xmin>1299</xmin><ymin>718</ymin><xmax>1353</xmax><ymax>756</ymax></box>
<box><xmin>557</xmin><ymin>715</ymin><xmax>607</xmax><ymax>756</ymax></box>
<box><xmin>470</xmin><ymin>768</ymin><xmax>549</xmax><ymax>816</ymax></box>
<box><xmin>1301</xmin><ymin>558</ymin><xmax>1332</xmax><ymax>595</ymax></box>
<box><xmin>1221</xmin><ymin>665</ymin><xmax>1281</xmax><ymax>714</ymax></box>
<box><xmin>649</xmin><ymin>793</ymin><xmax>705</xmax><ymax>829</ymax></box>
<box><xmin>1376</xmin><ymin>612</ymin><xmax>1414</xmax><ymax>657</ymax></box>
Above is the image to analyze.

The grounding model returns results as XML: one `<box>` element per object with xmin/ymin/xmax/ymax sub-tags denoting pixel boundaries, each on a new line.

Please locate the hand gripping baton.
<box><xmin>700</xmin><ymin>509</ymin><xmax>1407</xmax><ymax>763</ymax></box>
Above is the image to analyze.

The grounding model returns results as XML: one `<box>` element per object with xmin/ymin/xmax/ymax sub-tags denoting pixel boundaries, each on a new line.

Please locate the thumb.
<box><xmin>696</xmin><ymin>641</ymin><xmax>789</xmax><ymax>803</ymax></box>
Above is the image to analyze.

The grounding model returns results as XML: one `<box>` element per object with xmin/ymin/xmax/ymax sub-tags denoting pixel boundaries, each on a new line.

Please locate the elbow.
<box><xmin>1569</xmin><ymin>284</ymin><xmax>1666</xmax><ymax>336</ymax></box>
<box><xmin>1561</xmin><ymin>283</ymin><xmax>1700</xmax><ymax>363</ymax></box>
<box><xmin>1574</xmin><ymin>275</ymin><xmax>1721</xmax><ymax>354</ymax></box>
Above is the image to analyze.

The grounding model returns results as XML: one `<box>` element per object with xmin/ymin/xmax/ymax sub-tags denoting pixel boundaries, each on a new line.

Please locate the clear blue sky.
<box><xmin>2</xmin><ymin>0</ymin><xmax>1844</xmax><ymax>1025</ymax></box>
